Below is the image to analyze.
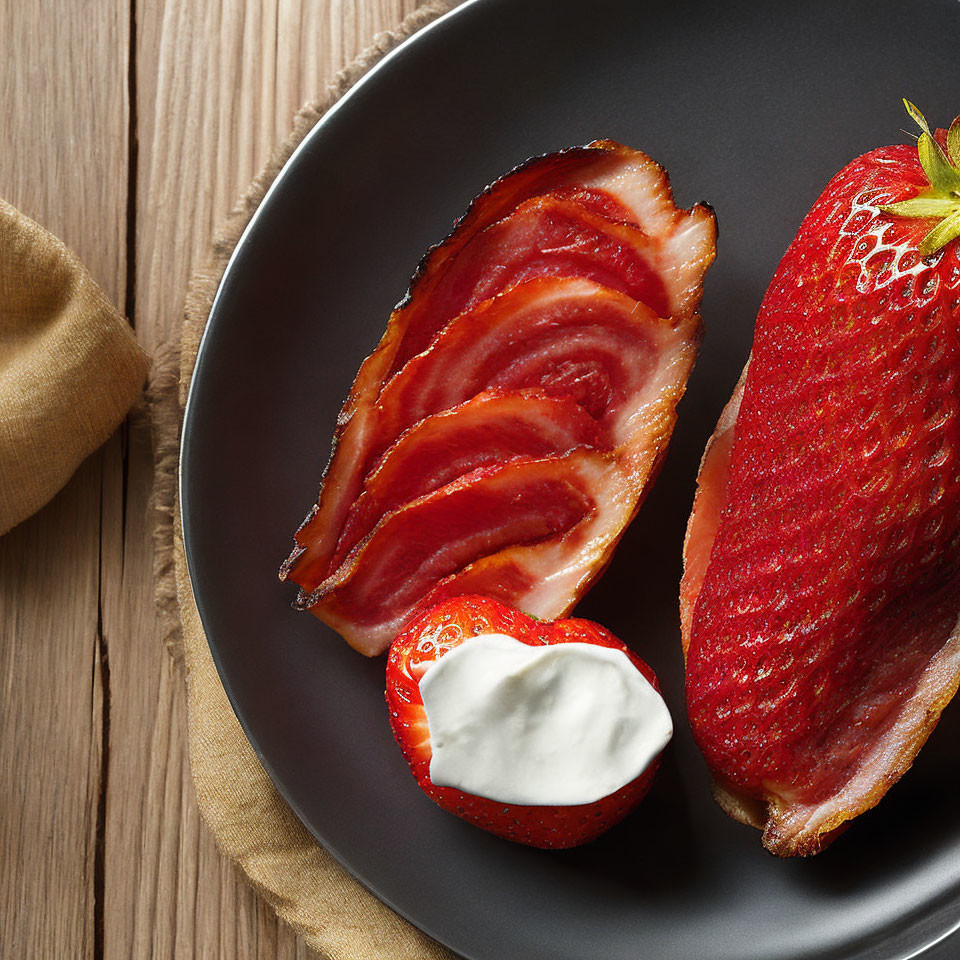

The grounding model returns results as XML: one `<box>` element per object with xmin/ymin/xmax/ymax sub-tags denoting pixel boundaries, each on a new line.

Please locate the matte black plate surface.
<box><xmin>180</xmin><ymin>1</ymin><xmax>960</xmax><ymax>957</ymax></box>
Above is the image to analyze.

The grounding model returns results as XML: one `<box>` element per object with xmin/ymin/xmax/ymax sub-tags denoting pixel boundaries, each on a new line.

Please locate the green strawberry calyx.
<box><xmin>878</xmin><ymin>99</ymin><xmax>960</xmax><ymax>257</ymax></box>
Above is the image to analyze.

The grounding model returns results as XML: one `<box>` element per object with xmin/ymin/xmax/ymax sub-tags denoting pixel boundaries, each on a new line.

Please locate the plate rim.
<box><xmin>177</xmin><ymin>1</ymin><xmax>960</xmax><ymax>957</ymax></box>
<box><xmin>179</xmin><ymin>1</ymin><xmax>492</xmax><ymax>955</ymax></box>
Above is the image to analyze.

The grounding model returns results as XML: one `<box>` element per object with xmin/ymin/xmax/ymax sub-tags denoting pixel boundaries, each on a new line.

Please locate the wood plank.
<box><xmin>0</xmin><ymin>458</ymin><xmax>105</xmax><ymax>959</ymax></box>
<box><xmin>99</xmin><ymin>2</ymin><xmax>428</xmax><ymax>957</ymax></box>
<box><xmin>0</xmin><ymin>0</ymin><xmax>129</xmax><ymax>956</ymax></box>
<box><xmin>0</xmin><ymin>0</ymin><xmax>128</xmax><ymax>293</ymax></box>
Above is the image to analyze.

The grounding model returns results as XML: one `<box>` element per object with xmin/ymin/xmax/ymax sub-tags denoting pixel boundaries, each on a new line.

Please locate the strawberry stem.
<box><xmin>879</xmin><ymin>99</ymin><xmax>960</xmax><ymax>256</ymax></box>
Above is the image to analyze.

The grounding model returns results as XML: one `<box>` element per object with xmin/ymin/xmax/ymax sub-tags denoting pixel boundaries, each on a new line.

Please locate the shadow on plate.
<box><xmin>552</xmin><ymin>743</ymin><xmax>707</xmax><ymax>899</ymax></box>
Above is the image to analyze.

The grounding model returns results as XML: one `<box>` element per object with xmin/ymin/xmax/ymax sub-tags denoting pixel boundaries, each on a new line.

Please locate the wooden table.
<box><xmin>0</xmin><ymin>2</ymin><xmax>434</xmax><ymax>955</ymax></box>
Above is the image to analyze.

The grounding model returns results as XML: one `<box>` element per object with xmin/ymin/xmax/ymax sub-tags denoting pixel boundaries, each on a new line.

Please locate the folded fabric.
<box><xmin>0</xmin><ymin>198</ymin><xmax>149</xmax><ymax>535</ymax></box>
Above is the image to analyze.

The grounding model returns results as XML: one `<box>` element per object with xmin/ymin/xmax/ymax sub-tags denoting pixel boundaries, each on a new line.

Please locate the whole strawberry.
<box><xmin>386</xmin><ymin>595</ymin><xmax>669</xmax><ymax>849</ymax></box>
<box><xmin>683</xmin><ymin>102</ymin><xmax>960</xmax><ymax>856</ymax></box>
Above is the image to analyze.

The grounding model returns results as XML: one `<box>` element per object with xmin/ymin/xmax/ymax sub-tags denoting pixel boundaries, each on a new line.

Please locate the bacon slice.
<box><xmin>387</xmin><ymin>195</ymin><xmax>671</xmax><ymax>368</ymax></box>
<box><xmin>288</xmin><ymin>278</ymin><xmax>701</xmax><ymax>595</ymax></box>
<box><xmin>387</xmin><ymin>139</ymin><xmax>714</xmax><ymax>370</ymax></box>
<box><xmin>311</xmin><ymin>450</ymin><xmax>639</xmax><ymax>655</ymax></box>
<box><xmin>330</xmin><ymin>390</ymin><xmax>602</xmax><ymax>569</ymax></box>
<box><xmin>680</xmin><ymin>369</ymin><xmax>770</xmax><ymax>831</ymax></box>
<box><xmin>303</xmin><ymin>282</ymin><xmax>700</xmax><ymax>654</ymax></box>
<box><xmin>680</xmin><ymin>368</ymin><xmax>745</xmax><ymax>652</ymax></box>
<box><xmin>281</xmin><ymin>143</ymin><xmax>716</xmax><ymax>589</ymax></box>
<box><xmin>378</xmin><ymin>277</ymin><xmax>699</xmax><ymax>450</ymax></box>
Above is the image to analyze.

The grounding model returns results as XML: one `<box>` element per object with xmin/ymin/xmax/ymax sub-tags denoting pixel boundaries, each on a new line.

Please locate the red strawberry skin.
<box><xmin>686</xmin><ymin>132</ymin><xmax>960</xmax><ymax>846</ymax></box>
<box><xmin>386</xmin><ymin>595</ymin><xmax>663</xmax><ymax>849</ymax></box>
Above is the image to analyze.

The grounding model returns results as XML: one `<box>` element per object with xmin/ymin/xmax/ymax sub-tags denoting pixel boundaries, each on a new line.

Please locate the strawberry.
<box><xmin>385</xmin><ymin>595</ymin><xmax>665</xmax><ymax>849</ymax></box>
<box><xmin>683</xmin><ymin>102</ymin><xmax>960</xmax><ymax>855</ymax></box>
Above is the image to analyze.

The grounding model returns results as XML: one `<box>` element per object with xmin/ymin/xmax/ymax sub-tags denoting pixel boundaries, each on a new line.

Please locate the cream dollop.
<box><xmin>419</xmin><ymin>632</ymin><xmax>672</xmax><ymax>806</ymax></box>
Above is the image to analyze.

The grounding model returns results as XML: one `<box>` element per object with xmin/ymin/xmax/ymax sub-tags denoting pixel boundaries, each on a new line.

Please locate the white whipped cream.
<box><xmin>419</xmin><ymin>632</ymin><xmax>672</xmax><ymax>806</ymax></box>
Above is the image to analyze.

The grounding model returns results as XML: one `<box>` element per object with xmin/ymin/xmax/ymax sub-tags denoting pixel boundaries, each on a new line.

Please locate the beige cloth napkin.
<box><xmin>0</xmin><ymin>199</ymin><xmax>149</xmax><ymax>534</ymax></box>
<box><xmin>151</xmin><ymin>4</ymin><xmax>460</xmax><ymax>958</ymax></box>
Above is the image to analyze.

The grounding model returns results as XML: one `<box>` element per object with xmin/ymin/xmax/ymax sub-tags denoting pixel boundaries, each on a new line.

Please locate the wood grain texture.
<box><xmin>103</xmin><ymin>2</ymin><xmax>428</xmax><ymax>958</ymax></box>
<box><xmin>3</xmin><ymin>0</ymin><xmax>440</xmax><ymax>957</ymax></box>
<box><xmin>0</xmin><ymin>0</ymin><xmax>128</xmax><ymax>957</ymax></box>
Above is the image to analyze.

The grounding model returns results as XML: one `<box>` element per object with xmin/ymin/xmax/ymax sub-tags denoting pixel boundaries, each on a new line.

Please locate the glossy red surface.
<box><xmin>686</xmin><ymin>137</ymin><xmax>960</xmax><ymax>852</ymax></box>
<box><xmin>386</xmin><ymin>595</ymin><xmax>662</xmax><ymax>849</ymax></box>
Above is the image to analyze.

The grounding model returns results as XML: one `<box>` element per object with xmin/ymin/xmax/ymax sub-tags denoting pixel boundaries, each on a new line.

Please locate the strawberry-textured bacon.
<box><xmin>283</xmin><ymin>140</ymin><xmax>715</xmax><ymax>654</ymax></box>
<box><xmin>683</xmin><ymin>112</ymin><xmax>960</xmax><ymax>856</ymax></box>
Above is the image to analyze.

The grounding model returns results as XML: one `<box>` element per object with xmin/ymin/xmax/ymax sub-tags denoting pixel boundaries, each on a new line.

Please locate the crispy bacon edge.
<box><xmin>329</xmin><ymin>389</ymin><xmax>603</xmax><ymax>569</ymax></box>
<box><xmin>280</xmin><ymin>141</ymin><xmax>716</xmax><ymax>593</ymax></box>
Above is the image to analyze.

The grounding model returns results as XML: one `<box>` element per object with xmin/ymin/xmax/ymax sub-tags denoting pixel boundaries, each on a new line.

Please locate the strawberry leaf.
<box><xmin>884</xmin><ymin>101</ymin><xmax>960</xmax><ymax>256</ymax></box>
<box><xmin>949</xmin><ymin>116</ymin><xmax>960</xmax><ymax>168</ymax></box>
<box><xmin>879</xmin><ymin>196</ymin><xmax>959</xmax><ymax>219</ymax></box>
<box><xmin>917</xmin><ymin>132</ymin><xmax>960</xmax><ymax>195</ymax></box>
<box><xmin>919</xmin><ymin>208</ymin><xmax>960</xmax><ymax>257</ymax></box>
<box><xmin>903</xmin><ymin>98</ymin><xmax>932</xmax><ymax>136</ymax></box>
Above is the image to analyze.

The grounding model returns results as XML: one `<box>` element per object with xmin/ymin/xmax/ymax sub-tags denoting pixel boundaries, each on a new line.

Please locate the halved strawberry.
<box><xmin>385</xmin><ymin>595</ymin><xmax>666</xmax><ymax>849</ymax></box>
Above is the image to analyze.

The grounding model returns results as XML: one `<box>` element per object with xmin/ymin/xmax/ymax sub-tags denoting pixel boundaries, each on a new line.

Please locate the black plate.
<box><xmin>180</xmin><ymin>1</ymin><xmax>960</xmax><ymax>957</ymax></box>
